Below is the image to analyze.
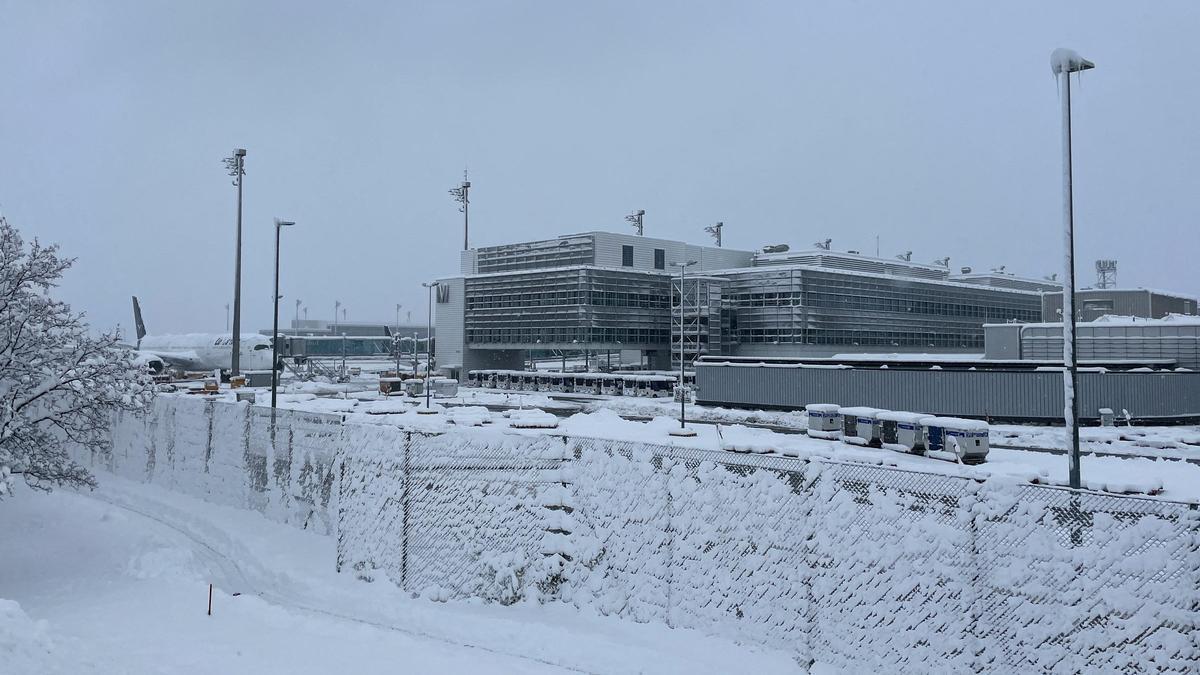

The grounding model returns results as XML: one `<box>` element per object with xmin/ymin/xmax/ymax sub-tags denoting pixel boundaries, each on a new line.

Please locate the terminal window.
<box><xmin>622</xmin><ymin>245</ymin><xmax>634</xmax><ymax>267</ymax></box>
<box><xmin>654</xmin><ymin>248</ymin><xmax>665</xmax><ymax>269</ymax></box>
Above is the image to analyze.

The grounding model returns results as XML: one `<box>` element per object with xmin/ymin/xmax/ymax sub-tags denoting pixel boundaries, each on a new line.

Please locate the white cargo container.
<box><xmin>806</xmin><ymin>403</ymin><xmax>842</xmax><ymax>439</ymax></box>
<box><xmin>920</xmin><ymin>416</ymin><xmax>989</xmax><ymax>464</ymax></box>
<box><xmin>876</xmin><ymin>411</ymin><xmax>928</xmax><ymax>454</ymax></box>
<box><xmin>838</xmin><ymin>406</ymin><xmax>883</xmax><ymax>447</ymax></box>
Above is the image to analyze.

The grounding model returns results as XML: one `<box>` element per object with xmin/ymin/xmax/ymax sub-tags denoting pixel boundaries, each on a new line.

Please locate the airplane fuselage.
<box><xmin>139</xmin><ymin>333</ymin><xmax>276</xmax><ymax>372</ymax></box>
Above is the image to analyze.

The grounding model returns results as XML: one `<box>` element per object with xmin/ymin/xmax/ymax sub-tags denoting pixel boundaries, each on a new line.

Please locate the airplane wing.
<box><xmin>141</xmin><ymin>349</ymin><xmax>205</xmax><ymax>372</ymax></box>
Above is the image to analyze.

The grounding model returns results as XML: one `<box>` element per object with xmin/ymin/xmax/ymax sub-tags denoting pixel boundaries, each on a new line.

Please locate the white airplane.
<box><xmin>132</xmin><ymin>296</ymin><xmax>276</xmax><ymax>374</ymax></box>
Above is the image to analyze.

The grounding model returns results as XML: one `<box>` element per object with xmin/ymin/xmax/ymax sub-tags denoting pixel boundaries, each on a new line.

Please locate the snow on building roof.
<box><xmin>704</xmin><ymin>263</ymin><xmax>1046</xmax><ymax>295</ymax></box>
<box><xmin>985</xmin><ymin>315</ymin><xmax>1200</xmax><ymax>329</ymax></box>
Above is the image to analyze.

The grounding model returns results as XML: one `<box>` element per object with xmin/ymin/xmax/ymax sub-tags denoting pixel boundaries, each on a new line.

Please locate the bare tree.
<box><xmin>0</xmin><ymin>216</ymin><xmax>155</xmax><ymax>498</ymax></box>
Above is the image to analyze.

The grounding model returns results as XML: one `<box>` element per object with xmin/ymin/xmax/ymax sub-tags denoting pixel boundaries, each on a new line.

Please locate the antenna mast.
<box><xmin>1095</xmin><ymin>259</ymin><xmax>1117</xmax><ymax>289</ymax></box>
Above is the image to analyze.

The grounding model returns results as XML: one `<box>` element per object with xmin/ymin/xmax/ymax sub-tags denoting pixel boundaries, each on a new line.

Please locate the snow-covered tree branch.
<box><xmin>0</xmin><ymin>215</ymin><xmax>155</xmax><ymax>498</ymax></box>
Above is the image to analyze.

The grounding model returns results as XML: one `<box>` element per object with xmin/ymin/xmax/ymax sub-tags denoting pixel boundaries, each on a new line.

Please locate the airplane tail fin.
<box><xmin>131</xmin><ymin>296</ymin><xmax>147</xmax><ymax>347</ymax></box>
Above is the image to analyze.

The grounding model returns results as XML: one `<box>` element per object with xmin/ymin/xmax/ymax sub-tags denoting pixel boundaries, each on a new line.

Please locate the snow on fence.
<box><xmin>82</xmin><ymin>398</ymin><xmax>1199</xmax><ymax>672</ymax></box>
<box><xmin>78</xmin><ymin>396</ymin><xmax>341</xmax><ymax>534</ymax></box>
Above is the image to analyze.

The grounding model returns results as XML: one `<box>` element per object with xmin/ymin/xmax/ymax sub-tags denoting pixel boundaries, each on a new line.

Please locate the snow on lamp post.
<box><xmin>223</xmin><ymin>148</ymin><xmax>247</xmax><ymax>376</ymax></box>
<box><xmin>449</xmin><ymin>171</ymin><xmax>470</xmax><ymax>250</ymax></box>
<box><xmin>670</xmin><ymin>260</ymin><xmax>698</xmax><ymax>437</ymax></box>
<box><xmin>1052</xmin><ymin>48</ymin><xmax>1094</xmax><ymax>490</ymax></box>
<box><xmin>626</xmin><ymin>209</ymin><xmax>645</xmax><ymax>236</ymax></box>
<box><xmin>419</xmin><ymin>281</ymin><xmax>440</xmax><ymax>413</ymax></box>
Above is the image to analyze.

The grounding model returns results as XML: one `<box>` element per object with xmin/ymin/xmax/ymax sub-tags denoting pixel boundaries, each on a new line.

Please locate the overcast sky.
<box><xmin>2</xmin><ymin>1</ymin><xmax>1197</xmax><ymax>335</ymax></box>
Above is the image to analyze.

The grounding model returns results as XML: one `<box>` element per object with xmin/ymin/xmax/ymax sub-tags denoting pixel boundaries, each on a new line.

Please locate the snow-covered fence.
<box><xmin>335</xmin><ymin>423</ymin><xmax>570</xmax><ymax>604</ymax></box>
<box><xmin>76</xmin><ymin>397</ymin><xmax>342</xmax><ymax>534</ymax></box>
<box><xmin>84</xmin><ymin>399</ymin><xmax>1199</xmax><ymax>671</ymax></box>
<box><xmin>554</xmin><ymin>439</ymin><xmax>1199</xmax><ymax>672</ymax></box>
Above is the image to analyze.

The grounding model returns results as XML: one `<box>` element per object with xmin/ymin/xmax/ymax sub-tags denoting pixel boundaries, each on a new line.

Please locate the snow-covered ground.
<box><xmin>0</xmin><ymin>479</ymin><xmax>803</xmax><ymax>674</ymax></box>
<box><xmin>991</xmin><ymin>423</ymin><xmax>1200</xmax><ymax>460</ymax></box>
<box><xmin>188</xmin><ymin>384</ymin><xmax>1200</xmax><ymax>502</ymax></box>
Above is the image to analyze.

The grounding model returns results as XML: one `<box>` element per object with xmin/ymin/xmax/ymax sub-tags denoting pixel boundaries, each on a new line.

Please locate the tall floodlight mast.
<box><xmin>1095</xmin><ymin>260</ymin><xmax>1117</xmax><ymax>289</ymax></box>
<box><xmin>1052</xmin><ymin>47</ymin><xmax>1095</xmax><ymax>490</ymax></box>
<box><xmin>704</xmin><ymin>221</ymin><xmax>723</xmax><ymax>247</ymax></box>
<box><xmin>223</xmin><ymin>148</ymin><xmax>246</xmax><ymax>375</ymax></box>
<box><xmin>626</xmin><ymin>209</ymin><xmax>645</xmax><ymax>236</ymax></box>
<box><xmin>449</xmin><ymin>171</ymin><xmax>471</xmax><ymax>250</ymax></box>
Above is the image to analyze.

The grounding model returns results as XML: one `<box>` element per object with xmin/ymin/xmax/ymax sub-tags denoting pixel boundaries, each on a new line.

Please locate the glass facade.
<box><xmin>724</xmin><ymin>268</ymin><xmax>1042</xmax><ymax>350</ymax></box>
<box><xmin>465</xmin><ymin>268</ymin><xmax>671</xmax><ymax>347</ymax></box>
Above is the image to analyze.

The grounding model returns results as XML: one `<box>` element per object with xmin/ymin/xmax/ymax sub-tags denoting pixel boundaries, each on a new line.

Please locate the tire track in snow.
<box><xmin>85</xmin><ymin>488</ymin><xmax>598</xmax><ymax>675</ymax></box>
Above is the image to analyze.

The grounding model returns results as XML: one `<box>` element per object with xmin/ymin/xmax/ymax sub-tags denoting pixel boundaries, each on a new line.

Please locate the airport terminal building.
<box><xmin>434</xmin><ymin>231</ymin><xmax>1066</xmax><ymax>377</ymax></box>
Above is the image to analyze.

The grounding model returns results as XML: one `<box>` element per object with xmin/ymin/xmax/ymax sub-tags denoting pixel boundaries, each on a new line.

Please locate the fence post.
<box><xmin>664</xmin><ymin>455</ymin><xmax>674</xmax><ymax>629</ymax></box>
<box><xmin>402</xmin><ymin>430</ymin><xmax>411</xmax><ymax>591</ymax></box>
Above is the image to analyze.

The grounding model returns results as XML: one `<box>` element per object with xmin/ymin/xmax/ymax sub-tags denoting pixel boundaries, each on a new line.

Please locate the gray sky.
<box><xmin>2</xmin><ymin>1</ymin><xmax>1197</xmax><ymax>335</ymax></box>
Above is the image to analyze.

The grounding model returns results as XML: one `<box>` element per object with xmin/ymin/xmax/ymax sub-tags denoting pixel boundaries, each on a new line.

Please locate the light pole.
<box><xmin>449</xmin><ymin>171</ymin><xmax>471</xmax><ymax>250</ymax></box>
<box><xmin>225</xmin><ymin>303</ymin><xmax>230</xmax><ymax>332</ymax></box>
<box><xmin>1052</xmin><ymin>48</ymin><xmax>1094</xmax><ymax>490</ymax></box>
<box><xmin>625</xmin><ymin>209</ymin><xmax>645</xmax><ymax>236</ymax></box>
<box><xmin>419</xmin><ymin>281</ymin><xmax>440</xmax><ymax>412</ymax></box>
<box><xmin>271</xmin><ymin>219</ymin><xmax>295</xmax><ymax>420</ymax></box>
<box><xmin>334</xmin><ymin>300</ymin><xmax>341</xmax><ymax>334</ymax></box>
<box><xmin>670</xmin><ymin>260</ymin><xmax>698</xmax><ymax>436</ymax></box>
<box><xmin>704</xmin><ymin>221</ymin><xmax>723</xmax><ymax>247</ymax></box>
<box><xmin>294</xmin><ymin>299</ymin><xmax>301</xmax><ymax>327</ymax></box>
<box><xmin>224</xmin><ymin>148</ymin><xmax>246</xmax><ymax>375</ymax></box>
<box><xmin>395</xmin><ymin>303</ymin><xmax>402</xmax><ymax>331</ymax></box>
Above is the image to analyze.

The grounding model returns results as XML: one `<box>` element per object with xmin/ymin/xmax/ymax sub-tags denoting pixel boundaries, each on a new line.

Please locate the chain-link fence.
<box><xmin>336</xmin><ymin>425</ymin><xmax>570</xmax><ymax>603</ymax></box>
<box><xmin>556</xmin><ymin>438</ymin><xmax>1199</xmax><ymax>673</ymax></box>
<box><xmin>88</xmin><ymin>399</ymin><xmax>1199</xmax><ymax>672</ymax></box>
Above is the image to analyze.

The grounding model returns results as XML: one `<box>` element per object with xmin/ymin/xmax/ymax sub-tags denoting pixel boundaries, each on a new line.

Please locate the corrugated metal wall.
<box><xmin>695</xmin><ymin>364</ymin><xmax>1200</xmax><ymax>421</ymax></box>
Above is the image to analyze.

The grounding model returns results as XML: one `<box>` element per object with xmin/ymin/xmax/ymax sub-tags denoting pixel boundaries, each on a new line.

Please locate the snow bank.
<box><xmin>0</xmin><ymin>598</ymin><xmax>57</xmax><ymax>674</ymax></box>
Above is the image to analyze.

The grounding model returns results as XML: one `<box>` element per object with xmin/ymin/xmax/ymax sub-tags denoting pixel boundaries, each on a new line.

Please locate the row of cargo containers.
<box><xmin>378</xmin><ymin>376</ymin><xmax>460</xmax><ymax>398</ymax></box>
<box><xmin>466</xmin><ymin>369</ymin><xmax>691</xmax><ymax>397</ymax></box>
<box><xmin>806</xmin><ymin>404</ymin><xmax>990</xmax><ymax>464</ymax></box>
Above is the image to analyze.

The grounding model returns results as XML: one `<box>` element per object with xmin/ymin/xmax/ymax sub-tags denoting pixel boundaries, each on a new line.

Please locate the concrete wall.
<box><xmin>433</xmin><ymin>277</ymin><xmax>466</xmax><ymax>371</ymax></box>
<box><xmin>590</xmin><ymin>231</ymin><xmax>753</xmax><ymax>273</ymax></box>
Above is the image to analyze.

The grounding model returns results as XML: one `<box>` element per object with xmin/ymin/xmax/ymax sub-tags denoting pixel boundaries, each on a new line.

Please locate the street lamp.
<box><xmin>271</xmin><ymin>219</ymin><xmax>295</xmax><ymax>420</ymax></box>
<box><xmin>334</xmin><ymin>300</ymin><xmax>341</xmax><ymax>334</ymax></box>
<box><xmin>532</xmin><ymin>338</ymin><xmax>542</xmax><ymax>372</ymax></box>
<box><xmin>224</xmin><ymin>148</ymin><xmax>247</xmax><ymax>375</ymax></box>
<box><xmin>1052</xmin><ymin>48</ymin><xmax>1094</xmax><ymax>490</ymax></box>
<box><xmin>294</xmin><ymin>299</ymin><xmax>302</xmax><ymax>327</ymax></box>
<box><xmin>419</xmin><ymin>281</ymin><xmax>440</xmax><ymax>413</ymax></box>
<box><xmin>670</xmin><ymin>260</ymin><xmax>698</xmax><ymax>437</ymax></box>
